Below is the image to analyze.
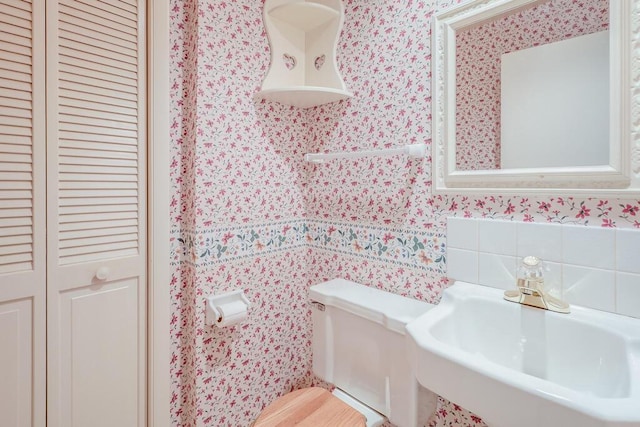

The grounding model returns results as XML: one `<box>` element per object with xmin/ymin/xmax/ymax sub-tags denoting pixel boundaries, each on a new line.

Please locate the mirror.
<box><xmin>431</xmin><ymin>0</ymin><xmax>639</xmax><ymax>194</ymax></box>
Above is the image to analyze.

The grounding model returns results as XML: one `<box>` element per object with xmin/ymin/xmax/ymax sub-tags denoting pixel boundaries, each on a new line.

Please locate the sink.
<box><xmin>406</xmin><ymin>281</ymin><xmax>640</xmax><ymax>427</ymax></box>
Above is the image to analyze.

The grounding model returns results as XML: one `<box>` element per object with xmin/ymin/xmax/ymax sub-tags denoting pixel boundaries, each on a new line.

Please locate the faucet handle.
<box><xmin>517</xmin><ymin>256</ymin><xmax>545</xmax><ymax>288</ymax></box>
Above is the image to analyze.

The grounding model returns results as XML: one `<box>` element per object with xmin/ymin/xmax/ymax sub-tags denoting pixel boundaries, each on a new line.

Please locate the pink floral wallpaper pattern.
<box><xmin>169</xmin><ymin>0</ymin><xmax>640</xmax><ymax>426</ymax></box>
<box><xmin>168</xmin><ymin>0</ymin><xmax>312</xmax><ymax>424</ymax></box>
<box><xmin>455</xmin><ymin>0</ymin><xmax>609</xmax><ymax>170</ymax></box>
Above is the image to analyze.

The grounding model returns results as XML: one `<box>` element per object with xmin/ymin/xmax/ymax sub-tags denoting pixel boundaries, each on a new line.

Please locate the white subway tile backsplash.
<box><xmin>478</xmin><ymin>253</ymin><xmax>517</xmax><ymax>290</ymax></box>
<box><xmin>616</xmin><ymin>229</ymin><xmax>640</xmax><ymax>274</ymax></box>
<box><xmin>445</xmin><ymin>217</ymin><xmax>637</xmax><ymax>318</ymax></box>
<box><xmin>542</xmin><ymin>261</ymin><xmax>562</xmax><ymax>299</ymax></box>
<box><xmin>478</xmin><ymin>219</ymin><xmax>516</xmax><ymax>256</ymax></box>
<box><xmin>447</xmin><ymin>248</ymin><xmax>478</xmax><ymax>283</ymax></box>
<box><xmin>516</xmin><ymin>222</ymin><xmax>562</xmax><ymax>262</ymax></box>
<box><xmin>447</xmin><ymin>217</ymin><xmax>478</xmax><ymax>250</ymax></box>
<box><xmin>562</xmin><ymin>225</ymin><xmax>615</xmax><ymax>269</ymax></box>
<box><xmin>616</xmin><ymin>272</ymin><xmax>640</xmax><ymax>318</ymax></box>
<box><xmin>562</xmin><ymin>265</ymin><xmax>615</xmax><ymax>312</ymax></box>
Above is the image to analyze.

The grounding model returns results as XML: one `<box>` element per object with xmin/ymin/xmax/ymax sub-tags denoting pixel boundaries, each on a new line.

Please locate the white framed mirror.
<box><xmin>431</xmin><ymin>0</ymin><xmax>639</xmax><ymax>195</ymax></box>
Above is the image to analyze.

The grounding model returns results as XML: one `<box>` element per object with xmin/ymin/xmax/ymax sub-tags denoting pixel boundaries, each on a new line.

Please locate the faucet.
<box><xmin>503</xmin><ymin>256</ymin><xmax>570</xmax><ymax>314</ymax></box>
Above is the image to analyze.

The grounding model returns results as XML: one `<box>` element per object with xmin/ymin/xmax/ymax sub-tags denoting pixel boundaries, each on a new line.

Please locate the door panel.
<box><xmin>59</xmin><ymin>278</ymin><xmax>143</xmax><ymax>427</ymax></box>
<box><xmin>0</xmin><ymin>0</ymin><xmax>46</xmax><ymax>425</ymax></box>
<box><xmin>0</xmin><ymin>299</ymin><xmax>33</xmax><ymax>427</ymax></box>
<box><xmin>1</xmin><ymin>0</ymin><xmax>146</xmax><ymax>424</ymax></box>
<box><xmin>46</xmin><ymin>0</ymin><xmax>147</xmax><ymax>425</ymax></box>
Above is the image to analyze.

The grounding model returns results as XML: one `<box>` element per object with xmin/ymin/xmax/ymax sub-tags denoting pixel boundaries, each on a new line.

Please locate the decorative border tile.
<box><xmin>305</xmin><ymin>220</ymin><xmax>446</xmax><ymax>272</ymax></box>
<box><xmin>170</xmin><ymin>220</ymin><xmax>446</xmax><ymax>272</ymax></box>
<box><xmin>170</xmin><ymin>220</ymin><xmax>308</xmax><ymax>266</ymax></box>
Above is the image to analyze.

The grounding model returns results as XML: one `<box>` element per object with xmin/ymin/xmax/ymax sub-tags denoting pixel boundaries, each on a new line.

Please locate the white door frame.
<box><xmin>148</xmin><ymin>1</ymin><xmax>170</xmax><ymax>425</ymax></box>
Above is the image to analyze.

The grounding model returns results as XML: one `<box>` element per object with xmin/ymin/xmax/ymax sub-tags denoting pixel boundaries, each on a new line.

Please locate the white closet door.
<box><xmin>46</xmin><ymin>1</ymin><xmax>147</xmax><ymax>426</ymax></box>
<box><xmin>0</xmin><ymin>0</ymin><xmax>46</xmax><ymax>426</ymax></box>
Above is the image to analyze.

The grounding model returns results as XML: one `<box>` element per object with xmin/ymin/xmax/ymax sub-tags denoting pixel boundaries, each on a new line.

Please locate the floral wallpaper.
<box><xmin>169</xmin><ymin>0</ymin><xmax>640</xmax><ymax>426</ymax></box>
<box><xmin>194</xmin><ymin>248</ymin><xmax>315</xmax><ymax>425</ymax></box>
<box><xmin>168</xmin><ymin>0</ymin><xmax>312</xmax><ymax>424</ymax></box>
<box><xmin>455</xmin><ymin>0</ymin><xmax>609</xmax><ymax>170</ymax></box>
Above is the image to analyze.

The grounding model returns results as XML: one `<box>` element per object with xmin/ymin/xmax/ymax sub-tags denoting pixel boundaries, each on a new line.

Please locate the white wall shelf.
<box><xmin>268</xmin><ymin>2</ymin><xmax>339</xmax><ymax>32</ymax></box>
<box><xmin>257</xmin><ymin>0</ymin><xmax>352</xmax><ymax>109</ymax></box>
<box><xmin>256</xmin><ymin>86</ymin><xmax>352</xmax><ymax>108</ymax></box>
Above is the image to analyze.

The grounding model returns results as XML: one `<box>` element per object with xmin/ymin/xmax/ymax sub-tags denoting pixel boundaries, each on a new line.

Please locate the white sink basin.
<box><xmin>406</xmin><ymin>281</ymin><xmax>640</xmax><ymax>427</ymax></box>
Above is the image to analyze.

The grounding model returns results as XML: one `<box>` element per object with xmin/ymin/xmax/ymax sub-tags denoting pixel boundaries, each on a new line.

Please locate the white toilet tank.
<box><xmin>309</xmin><ymin>279</ymin><xmax>436</xmax><ymax>427</ymax></box>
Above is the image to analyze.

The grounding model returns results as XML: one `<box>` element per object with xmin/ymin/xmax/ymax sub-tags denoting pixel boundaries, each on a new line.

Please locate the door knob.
<box><xmin>96</xmin><ymin>267</ymin><xmax>110</xmax><ymax>281</ymax></box>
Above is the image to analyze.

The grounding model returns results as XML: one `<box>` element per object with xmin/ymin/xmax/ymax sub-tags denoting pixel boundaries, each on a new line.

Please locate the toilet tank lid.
<box><xmin>309</xmin><ymin>279</ymin><xmax>434</xmax><ymax>335</ymax></box>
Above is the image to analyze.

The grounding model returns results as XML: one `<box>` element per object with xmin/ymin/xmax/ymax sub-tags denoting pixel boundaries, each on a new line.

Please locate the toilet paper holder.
<box><xmin>206</xmin><ymin>290</ymin><xmax>250</xmax><ymax>326</ymax></box>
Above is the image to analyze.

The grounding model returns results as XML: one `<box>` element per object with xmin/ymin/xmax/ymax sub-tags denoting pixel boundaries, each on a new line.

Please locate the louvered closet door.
<box><xmin>46</xmin><ymin>1</ymin><xmax>147</xmax><ymax>426</ymax></box>
<box><xmin>0</xmin><ymin>1</ymin><xmax>46</xmax><ymax>426</ymax></box>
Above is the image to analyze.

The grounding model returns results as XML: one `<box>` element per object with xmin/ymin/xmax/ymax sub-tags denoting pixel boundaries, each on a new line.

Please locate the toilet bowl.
<box><xmin>253</xmin><ymin>279</ymin><xmax>436</xmax><ymax>427</ymax></box>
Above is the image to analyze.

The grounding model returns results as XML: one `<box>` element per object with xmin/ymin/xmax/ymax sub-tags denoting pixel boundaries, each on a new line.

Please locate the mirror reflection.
<box><xmin>454</xmin><ymin>0</ymin><xmax>610</xmax><ymax>171</ymax></box>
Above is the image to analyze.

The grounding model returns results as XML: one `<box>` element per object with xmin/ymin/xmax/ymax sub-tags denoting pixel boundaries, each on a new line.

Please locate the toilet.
<box><xmin>254</xmin><ymin>278</ymin><xmax>437</xmax><ymax>427</ymax></box>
